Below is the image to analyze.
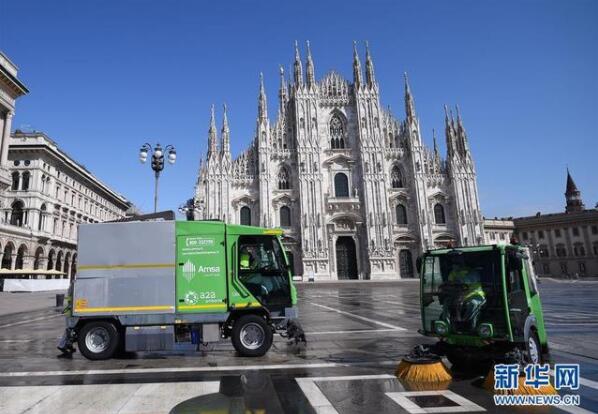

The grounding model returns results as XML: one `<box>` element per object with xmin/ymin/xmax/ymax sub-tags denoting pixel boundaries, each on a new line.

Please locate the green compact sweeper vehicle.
<box><xmin>58</xmin><ymin>218</ymin><xmax>304</xmax><ymax>360</ymax></box>
<box><xmin>416</xmin><ymin>243</ymin><xmax>549</xmax><ymax>368</ymax></box>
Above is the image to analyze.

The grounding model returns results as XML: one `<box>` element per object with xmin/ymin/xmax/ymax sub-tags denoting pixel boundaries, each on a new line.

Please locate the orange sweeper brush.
<box><xmin>396</xmin><ymin>345</ymin><xmax>452</xmax><ymax>384</ymax></box>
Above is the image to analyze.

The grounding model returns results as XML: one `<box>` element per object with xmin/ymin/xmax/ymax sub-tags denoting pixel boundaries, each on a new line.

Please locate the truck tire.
<box><xmin>231</xmin><ymin>314</ymin><xmax>273</xmax><ymax>357</ymax></box>
<box><xmin>526</xmin><ymin>332</ymin><xmax>542</xmax><ymax>364</ymax></box>
<box><xmin>77</xmin><ymin>321</ymin><xmax>120</xmax><ymax>360</ymax></box>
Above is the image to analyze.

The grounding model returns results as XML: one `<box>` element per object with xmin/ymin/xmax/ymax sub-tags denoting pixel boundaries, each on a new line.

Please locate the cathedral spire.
<box><xmin>455</xmin><ymin>104</ymin><xmax>470</xmax><ymax>157</ymax></box>
<box><xmin>352</xmin><ymin>41</ymin><xmax>363</xmax><ymax>89</ymax></box>
<box><xmin>258</xmin><ymin>72</ymin><xmax>268</xmax><ymax>120</ymax></box>
<box><xmin>365</xmin><ymin>41</ymin><xmax>376</xmax><ymax>87</ymax></box>
<box><xmin>565</xmin><ymin>168</ymin><xmax>585</xmax><ymax>212</ymax></box>
<box><xmin>278</xmin><ymin>65</ymin><xmax>287</xmax><ymax>115</ymax></box>
<box><xmin>207</xmin><ymin>104</ymin><xmax>218</xmax><ymax>158</ymax></box>
<box><xmin>220</xmin><ymin>103</ymin><xmax>230</xmax><ymax>157</ymax></box>
<box><xmin>306</xmin><ymin>40</ymin><xmax>315</xmax><ymax>88</ymax></box>
<box><xmin>444</xmin><ymin>104</ymin><xmax>456</xmax><ymax>158</ymax></box>
<box><xmin>433</xmin><ymin>128</ymin><xmax>441</xmax><ymax>172</ymax></box>
<box><xmin>404</xmin><ymin>72</ymin><xmax>416</xmax><ymax>122</ymax></box>
<box><xmin>293</xmin><ymin>40</ymin><xmax>303</xmax><ymax>87</ymax></box>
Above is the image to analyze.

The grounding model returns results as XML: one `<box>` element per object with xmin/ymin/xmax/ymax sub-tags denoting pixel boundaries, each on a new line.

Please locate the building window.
<box><xmin>594</xmin><ymin>242</ymin><xmax>598</xmax><ymax>255</ymax></box>
<box><xmin>591</xmin><ymin>225</ymin><xmax>598</xmax><ymax>235</ymax></box>
<box><xmin>579</xmin><ymin>262</ymin><xmax>586</xmax><ymax>274</ymax></box>
<box><xmin>521</xmin><ymin>231</ymin><xmax>528</xmax><ymax>240</ymax></box>
<box><xmin>21</xmin><ymin>172</ymin><xmax>30</xmax><ymax>190</ymax></box>
<box><xmin>500</xmin><ymin>233</ymin><xmax>505</xmax><ymax>240</ymax></box>
<box><xmin>572</xmin><ymin>227</ymin><xmax>580</xmax><ymax>237</ymax></box>
<box><xmin>38</xmin><ymin>204</ymin><xmax>47</xmax><ymax>231</ymax></box>
<box><xmin>280</xmin><ymin>206</ymin><xmax>291</xmax><ymax>227</ymax></box>
<box><xmin>240</xmin><ymin>206</ymin><xmax>251</xmax><ymax>226</ymax></box>
<box><xmin>334</xmin><ymin>173</ymin><xmax>350</xmax><ymax>198</ymax></box>
<box><xmin>390</xmin><ymin>166</ymin><xmax>404</xmax><ymax>188</ymax></box>
<box><xmin>560</xmin><ymin>263</ymin><xmax>568</xmax><ymax>274</ymax></box>
<box><xmin>556</xmin><ymin>244</ymin><xmax>567</xmax><ymax>257</ymax></box>
<box><xmin>329</xmin><ymin>114</ymin><xmax>345</xmax><ymax>149</ymax></box>
<box><xmin>573</xmin><ymin>243</ymin><xmax>586</xmax><ymax>256</ymax></box>
<box><xmin>11</xmin><ymin>172</ymin><xmax>19</xmax><ymax>191</ymax></box>
<box><xmin>434</xmin><ymin>203</ymin><xmax>446</xmax><ymax>224</ymax></box>
<box><xmin>538</xmin><ymin>230</ymin><xmax>544</xmax><ymax>239</ymax></box>
<box><xmin>539</xmin><ymin>244</ymin><xmax>549</xmax><ymax>258</ymax></box>
<box><xmin>10</xmin><ymin>200</ymin><xmax>25</xmax><ymax>227</ymax></box>
<box><xmin>396</xmin><ymin>204</ymin><xmax>407</xmax><ymax>225</ymax></box>
<box><xmin>554</xmin><ymin>229</ymin><xmax>562</xmax><ymax>237</ymax></box>
<box><xmin>278</xmin><ymin>167</ymin><xmax>290</xmax><ymax>190</ymax></box>
<box><xmin>542</xmin><ymin>263</ymin><xmax>550</xmax><ymax>274</ymax></box>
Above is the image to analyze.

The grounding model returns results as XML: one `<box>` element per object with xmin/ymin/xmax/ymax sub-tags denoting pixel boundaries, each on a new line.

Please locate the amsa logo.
<box><xmin>197</xmin><ymin>265</ymin><xmax>221</xmax><ymax>274</ymax></box>
<box><xmin>185</xmin><ymin>237</ymin><xmax>215</xmax><ymax>248</ymax></box>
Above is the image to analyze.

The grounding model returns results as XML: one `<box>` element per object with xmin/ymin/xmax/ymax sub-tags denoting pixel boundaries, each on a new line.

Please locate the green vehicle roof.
<box><xmin>175</xmin><ymin>220</ymin><xmax>283</xmax><ymax>237</ymax></box>
<box><xmin>426</xmin><ymin>244</ymin><xmax>519</xmax><ymax>255</ymax></box>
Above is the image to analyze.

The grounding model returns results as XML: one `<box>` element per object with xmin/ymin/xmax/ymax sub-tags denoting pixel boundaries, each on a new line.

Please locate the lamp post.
<box><xmin>139</xmin><ymin>143</ymin><xmax>176</xmax><ymax>213</ymax></box>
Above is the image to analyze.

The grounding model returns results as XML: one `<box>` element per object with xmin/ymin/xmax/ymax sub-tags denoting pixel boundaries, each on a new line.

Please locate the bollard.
<box><xmin>56</xmin><ymin>293</ymin><xmax>65</xmax><ymax>308</ymax></box>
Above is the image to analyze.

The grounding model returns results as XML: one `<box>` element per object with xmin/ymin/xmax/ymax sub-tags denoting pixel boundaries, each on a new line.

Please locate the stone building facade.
<box><xmin>0</xmin><ymin>52</ymin><xmax>28</xmax><ymax>198</ymax></box>
<box><xmin>193</xmin><ymin>42</ymin><xmax>485</xmax><ymax>280</ymax></box>
<box><xmin>0</xmin><ymin>131</ymin><xmax>132</xmax><ymax>277</ymax></box>
<box><xmin>513</xmin><ymin>170</ymin><xmax>598</xmax><ymax>278</ymax></box>
<box><xmin>483</xmin><ymin>218</ymin><xmax>515</xmax><ymax>245</ymax></box>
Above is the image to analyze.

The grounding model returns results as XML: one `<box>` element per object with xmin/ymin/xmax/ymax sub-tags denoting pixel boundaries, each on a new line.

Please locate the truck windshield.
<box><xmin>422</xmin><ymin>250</ymin><xmax>507</xmax><ymax>337</ymax></box>
<box><xmin>238</xmin><ymin>236</ymin><xmax>290</xmax><ymax>309</ymax></box>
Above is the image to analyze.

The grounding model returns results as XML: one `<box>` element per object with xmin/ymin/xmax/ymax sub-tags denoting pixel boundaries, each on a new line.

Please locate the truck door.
<box><xmin>236</xmin><ymin>235</ymin><xmax>291</xmax><ymax>312</ymax></box>
<box><xmin>505</xmin><ymin>250</ymin><xmax>530</xmax><ymax>340</ymax></box>
<box><xmin>176</xmin><ymin>233</ymin><xmax>227</xmax><ymax>313</ymax></box>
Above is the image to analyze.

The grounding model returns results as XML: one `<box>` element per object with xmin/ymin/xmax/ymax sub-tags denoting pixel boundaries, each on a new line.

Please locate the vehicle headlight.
<box><xmin>434</xmin><ymin>320</ymin><xmax>449</xmax><ymax>336</ymax></box>
<box><xmin>478</xmin><ymin>323</ymin><xmax>494</xmax><ymax>338</ymax></box>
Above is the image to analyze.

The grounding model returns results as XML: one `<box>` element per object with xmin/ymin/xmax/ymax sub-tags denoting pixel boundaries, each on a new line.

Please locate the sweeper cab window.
<box><xmin>237</xmin><ymin>235</ymin><xmax>291</xmax><ymax>310</ymax></box>
<box><xmin>421</xmin><ymin>250</ymin><xmax>507</xmax><ymax>337</ymax></box>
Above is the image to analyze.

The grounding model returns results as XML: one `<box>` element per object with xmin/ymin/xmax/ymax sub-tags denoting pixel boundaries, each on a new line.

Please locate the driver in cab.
<box><xmin>440</xmin><ymin>261</ymin><xmax>486</xmax><ymax>330</ymax></box>
<box><xmin>239</xmin><ymin>246</ymin><xmax>276</xmax><ymax>302</ymax></box>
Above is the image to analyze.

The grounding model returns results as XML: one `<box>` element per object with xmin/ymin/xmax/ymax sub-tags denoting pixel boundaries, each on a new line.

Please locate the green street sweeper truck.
<box><xmin>58</xmin><ymin>218</ymin><xmax>304</xmax><ymax>360</ymax></box>
<box><xmin>415</xmin><ymin>243</ymin><xmax>549</xmax><ymax>368</ymax></box>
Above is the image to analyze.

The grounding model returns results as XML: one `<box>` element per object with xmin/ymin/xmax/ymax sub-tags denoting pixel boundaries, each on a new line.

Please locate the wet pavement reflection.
<box><xmin>1</xmin><ymin>280</ymin><xmax>598</xmax><ymax>413</ymax></box>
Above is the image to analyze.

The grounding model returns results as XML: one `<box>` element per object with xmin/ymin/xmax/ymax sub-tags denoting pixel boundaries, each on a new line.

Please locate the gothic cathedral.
<box><xmin>193</xmin><ymin>42</ymin><xmax>485</xmax><ymax>280</ymax></box>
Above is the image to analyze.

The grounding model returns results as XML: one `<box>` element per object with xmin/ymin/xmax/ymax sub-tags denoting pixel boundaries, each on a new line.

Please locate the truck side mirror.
<box><xmin>416</xmin><ymin>256</ymin><xmax>422</xmax><ymax>274</ymax></box>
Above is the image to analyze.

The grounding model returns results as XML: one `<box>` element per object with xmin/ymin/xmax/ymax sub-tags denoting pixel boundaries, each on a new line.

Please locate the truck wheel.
<box><xmin>77</xmin><ymin>321</ymin><xmax>120</xmax><ymax>360</ymax></box>
<box><xmin>231</xmin><ymin>315</ymin><xmax>273</xmax><ymax>357</ymax></box>
<box><xmin>526</xmin><ymin>332</ymin><xmax>542</xmax><ymax>364</ymax></box>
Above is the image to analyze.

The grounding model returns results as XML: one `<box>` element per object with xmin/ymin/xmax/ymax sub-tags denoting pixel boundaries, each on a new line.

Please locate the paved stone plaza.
<box><xmin>1</xmin><ymin>279</ymin><xmax>597</xmax><ymax>413</ymax></box>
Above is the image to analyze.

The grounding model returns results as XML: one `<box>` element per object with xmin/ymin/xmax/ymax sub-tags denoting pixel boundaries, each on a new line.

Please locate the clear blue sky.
<box><xmin>0</xmin><ymin>0</ymin><xmax>596</xmax><ymax>217</ymax></box>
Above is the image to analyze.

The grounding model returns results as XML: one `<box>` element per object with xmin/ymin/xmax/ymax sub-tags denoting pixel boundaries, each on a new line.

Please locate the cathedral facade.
<box><xmin>193</xmin><ymin>42</ymin><xmax>485</xmax><ymax>280</ymax></box>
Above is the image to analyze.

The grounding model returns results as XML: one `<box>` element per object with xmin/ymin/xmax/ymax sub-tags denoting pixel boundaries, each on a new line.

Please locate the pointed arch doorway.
<box><xmin>336</xmin><ymin>236</ymin><xmax>358</xmax><ymax>280</ymax></box>
<box><xmin>399</xmin><ymin>249</ymin><xmax>414</xmax><ymax>278</ymax></box>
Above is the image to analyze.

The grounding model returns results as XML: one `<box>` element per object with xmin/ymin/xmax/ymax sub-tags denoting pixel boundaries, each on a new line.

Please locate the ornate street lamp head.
<box><xmin>153</xmin><ymin>143</ymin><xmax>163</xmax><ymax>159</ymax></box>
<box><xmin>139</xmin><ymin>145</ymin><xmax>149</xmax><ymax>163</ymax></box>
<box><xmin>167</xmin><ymin>148</ymin><xmax>177</xmax><ymax>164</ymax></box>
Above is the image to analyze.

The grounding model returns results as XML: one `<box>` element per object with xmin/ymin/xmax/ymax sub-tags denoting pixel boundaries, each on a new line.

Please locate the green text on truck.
<box><xmin>58</xmin><ymin>219</ymin><xmax>304</xmax><ymax>360</ymax></box>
